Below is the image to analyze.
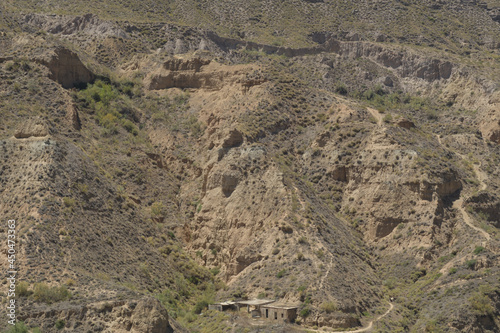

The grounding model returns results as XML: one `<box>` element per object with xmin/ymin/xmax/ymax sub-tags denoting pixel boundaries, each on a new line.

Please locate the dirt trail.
<box><xmin>472</xmin><ymin>163</ymin><xmax>488</xmax><ymax>191</ymax></box>
<box><xmin>294</xmin><ymin>186</ymin><xmax>307</xmax><ymax>211</ymax></box>
<box><xmin>452</xmin><ymin>198</ymin><xmax>491</xmax><ymax>241</ymax></box>
<box><xmin>318</xmin><ymin>258</ymin><xmax>333</xmax><ymax>290</ymax></box>
<box><xmin>434</xmin><ymin>134</ymin><xmax>491</xmax><ymax>241</ymax></box>
<box><xmin>367</xmin><ymin>107</ymin><xmax>383</xmax><ymax>125</ymax></box>
<box><xmin>305</xmin><ymin>303</ymin><xmax>394</xmax><ymax>333</ymax></box>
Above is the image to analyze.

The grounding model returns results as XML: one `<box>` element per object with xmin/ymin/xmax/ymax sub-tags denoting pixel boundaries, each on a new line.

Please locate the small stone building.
<box><xmin>209</xmin><ymin>299</ymin><xmax>298</xmax><ymax>323</ymax></box>
<box><xmin>234</xmin><ymin>299</ymin><xmax>275</xmax><ymax>314</ymax></box>
<box><xmin>208</xmin><ymin>301</ymin><xmax>236</xmax><ymax>311</ymax></box>
<box><xmin>260</xmin><ymin>304</ymin><xmax>298</xmax><ymax>323</ymax></box>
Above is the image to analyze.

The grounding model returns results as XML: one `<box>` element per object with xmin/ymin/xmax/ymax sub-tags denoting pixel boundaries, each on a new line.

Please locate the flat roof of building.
<box><xmin>234</xmin><ymin>299</ymin><xmax>276</xmax><ymax>306</ymax></box>
<box><xmin>212</xmin><ymin>299</ymin><xmax>297</xmax><ymax>308</ymax></box>
<box><xmin>261</xmin><ymin>303</ymin><xmax>299</xmax><ymax>310</ymax></box>
<box><xmin>212</xmin><ymin>301</ymin><xmax>236</xmax><ymax>306</ymax></box>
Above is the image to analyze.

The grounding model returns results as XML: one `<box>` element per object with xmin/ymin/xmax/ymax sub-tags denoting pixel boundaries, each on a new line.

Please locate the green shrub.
<box><xmin>193</xmin><ymin>300</ymin><xmax>208</xmax><ymax>314</ymax></box>
<box><xmin>5</xmin><ymin>321</ymin><xmax>29</xmax><ymax>333</ymax></box>
<box><xmin>5</xmin><ymin>61</ymin><xmax>17</xmax><ymax>71</ymax></box>
<box><xmin>33</xmin><ymin>283</ymin><xmax>72</xmax><ymax>304</ymax></box>
<box><xmin>473</xmin><ymin>246</ymin><xmax>484</xmax><ymax>255</ymax></box>
<box><xmin>297</xmin><ymin>285</ymin><xmax>307</xmax><ymax>292</ymax></box>
<box><xmin>16</xmin><ymin>281</ymin><xmax>31</xmax><ymax>297</ymax></box>
<box><xmin>335</xmin><ymin>83</ymin><xmax>348</xmax><ymax>95</ymax></box>
<box><xmin>277</xmin><ymin>269</ymin><xmax>286</xmax><ymax>278</ymax></box>
<box><xmin>184</xmin><ymin>115</ymin><xmax>204</xmax><ymax>137</ymax></box>
<box><xmin>118</xmin><ymin>80</ymin><xmax>138</xmax><ymax>97</ymax></box>
<box><xmin>63</xmin><ymin>197</ymin><xmax>75</xmax><ymax>208</ymax></box>
<box><xmin>122</xmin><ymin>119</ymin><xmax>138</xmax><ymax>135</ymax></box>
<box><xmin>425</xmin><ymin>320</ymin><xmax>443</xmax><ymax>333</ymax></box>
<box><xmin>425</xmin><ymin>108</ymin><xmax>438</xmax><ymax>120</ymax></box>
<box><xmin>76</xmin><ymin>183</ymin><xmax>89</xmax><ymax>195</ymax></box>
<box><xmin>184</xmin><ymin>312</ymin><xmax>197</xmax><ymax>323</ymax></box>
<box><xmin>76</xmin><ymin>79</ymin><xmax>142</xmax><ymax>136</ymax></box>
<box><xmin>300</xmin><ymin>307</ymin><xmax>310</xmax><ymax>318</ymax></box>
<box><xmin>465</xmin><ymin>259</ymin><xmax>477</xmax><ymax>270</ymax></box>
<box><xmin>364</xmin><ymin>89</ymin><xmax>375</xmax><ymax>100</ymax></box>
<box><xmin>320</xmin><ymin>301</ymin><xmax>337</xmax><ymax>314</ymax></box>
<box><xmin>55</xmin><ymin>319</ymin><xmax>65</xmax><ymax>330</ymax></box>
<box><xmin>92</xmin><ymin>80</ymin><xmax>119</xmax><ymax>106</ymax></box>
<box><xmin>298</xmin><ymin>236</ymin><xmax>308</xmax><ymax>244</ymax></box>
<box><xmin>383</xmin><ymin>113</ymin><xmax>393</xmax><ymax>123</ymax></box>
<box><xmin>99</xmin><ymin>113</ymin><xmax>119</xmax><ymax>133</ymax></box>
<box><xmin>65</xmin><ymin>278</ymin><xmax>76</xmax><ymax>287</ymax></box>
<box><xmin>410</xmin><ymin>269</ymin><xmax>426</xmax><ymax>282</ymax></box>
<box><xmin>373</xmin><ymin>84</ymin><xmax>385</xmax><ymax>95</ymax></box>
<box><xmin>151</xmin><ymin>201</ymin><xmax>165</xmax><ymax>221</ymax></box>
<box><xmin>469</xmin><ymin>292</ymin><xmax>494</xmax><ymax>315</ymax></box>
<box><xmin>448</xmin><ymin>267</ymin><xmax>457</xmax><ymax>274</ymax></box>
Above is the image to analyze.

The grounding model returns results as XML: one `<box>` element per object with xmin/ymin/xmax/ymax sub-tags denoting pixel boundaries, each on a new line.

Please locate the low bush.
<box><xmin>469</xmin><ymin>292</ymin><xmax>494</xmax><ymax>315</ymax></box>
<box><xmin>55</xmin><ymin>319</ymin><xmax>65</xmax><ymax>330</ymax></box>
<box><xmin>5</xmin><ymin>321</ymin><xmax>29</xmax><ymax>333</ymax></box>
<box><xmin>16</xmin><ymin>281</ymin><xmax>31</xmax><ymax>297</ymax></box>
<box><xmin>465</xmin><ymin>259</ymin><xmax>477</xmax><ymax>270</ymax></box>
<box><xmin>33</xmin><ymin>283</ymin><xmax>72</xmax><ymax>304</ymax></box>
<box><xmin>473</xmin><ymin>246</ymin><xmax>484</xmax><ymax>255</ymax></box>
<box><xmin>193</xmin><ymin>300</ymin><xmax>208</xmax><ymax>314</ymax></box>
<box><xmin>320</xmin><ymin>301</ymin><xmax>337</xmax><ymax>314</ymax></box>
<box><xmin>300</xmin><ymin>307</ymin><xmax>310</xmax><ymax>318</ymax></box>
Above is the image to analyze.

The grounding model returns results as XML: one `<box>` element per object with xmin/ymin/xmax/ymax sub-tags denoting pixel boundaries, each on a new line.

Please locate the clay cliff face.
<box><xmin>37</xmin><ymin>47</ymin><xmax>95</xmax><ymax>88</ymax></box>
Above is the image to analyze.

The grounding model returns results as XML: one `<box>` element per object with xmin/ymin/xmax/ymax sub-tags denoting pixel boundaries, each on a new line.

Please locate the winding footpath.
<box><xmin>452</xmin><ymin>197</ymin><xmax>491</xmax><ymax>241</ymax></box>
<box><xmin>318</xmin><ymin>258</ymin><xmax>333</xmax><ymax>290</ymax></box>
<box><xmin>435</xmin><ymin>135</ymin><xmax>491</xmax><ymax>241</ymax></box>
<box><xmin>366</xmin><ymin>107</ymin><xmax>383</xmax><ymax>126</ymax></box>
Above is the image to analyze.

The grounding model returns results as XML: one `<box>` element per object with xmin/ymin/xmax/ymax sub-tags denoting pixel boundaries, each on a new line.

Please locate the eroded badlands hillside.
<box><xmin>1</xmin><ymin>1</ymin><xmax>500</xmax><ymax>332</ymax></box>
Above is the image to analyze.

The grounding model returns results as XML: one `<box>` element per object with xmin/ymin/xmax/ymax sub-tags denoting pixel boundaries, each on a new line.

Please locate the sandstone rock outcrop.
<box><xmin>24</xmin><ymin>13</ymin><xmax>128</xmax><ymax>38</ymax></box>
<box><xmin>222</xmin><ymin>129</ymin><xmax>244</xmax><ymax>148</ymax></box>
<box><xmin>146</xmin><ymin>56</ymin><xmax>257</xmax><ymax>91</ymax></box>
<box><xmin>21</xmin><ymin>297</ymin><xmax>172</xmax><ymax>333</ymax></box>
<box><xmin>37</xmin><ymin>47</ymin><xmax>95</xmax><ymax>88</ymax></box>
<box><xmin>465</xmin><ymin>192</ymin><xmax>500</xmax><ymax>227</ymax></box>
